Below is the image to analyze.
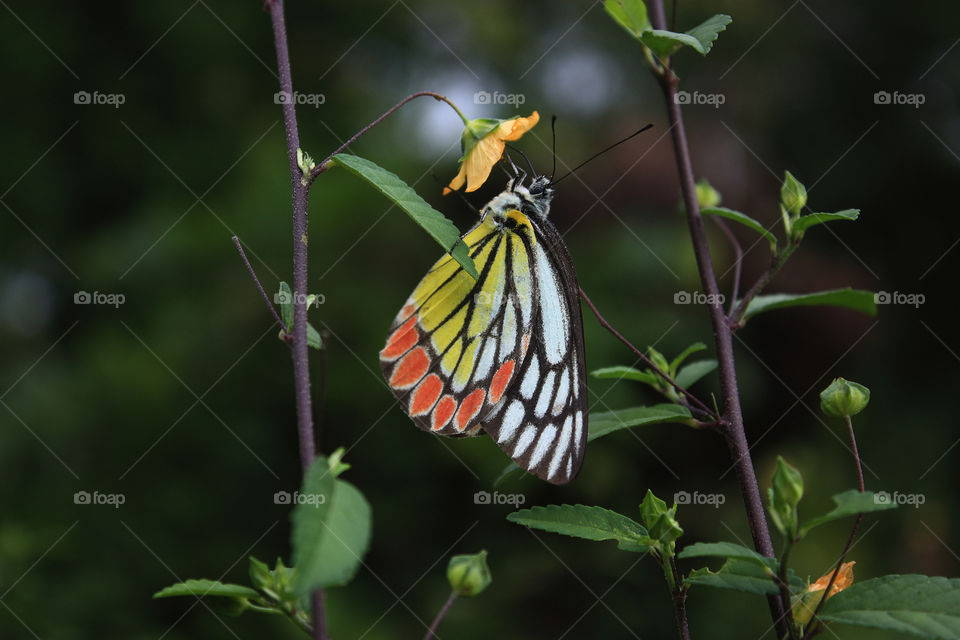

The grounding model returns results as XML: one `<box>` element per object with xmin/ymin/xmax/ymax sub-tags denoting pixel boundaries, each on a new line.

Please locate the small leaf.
<box><xmin>702</xmin><ymin>207</ymin><xmax>777</xmax><ymax>249</ymax></box>
<box><xmin>685</xmin><ymin>558</ymin><xmax>802</xmax><ymax>595</ymax></box>
<box><xmin>279</xmin><ymin>282</ymin><xmax>293</xmax><ymax>330</ymax></box>
<box><xmin>603</xmin><ymin>0</ymin><xmax>649</xmax><ymax>39</ymax></box>
<box><xmin>669</xmin><ymin>342</ymin><xmax>707</xmax><ymax>372</ymax></box>
<box><xmin>674</xmin><ymin>360</ymin><xmax>718</xmax><ymax>388</ymax></box>
<box><xmin>590</xmin><ymin>366</ymin><xmax>659</xmax><ymax>385</ymax></box>
<box><xmin>742</xmin><ymin>288</ymin><xmax>877</xmax><ymax>322</ymax></box>
<box><xmin>819</xmin><ymin>574</ymin><xmax>960</xmax><ymax>640</ymax></box>
<box><xmin>678</xmin><ymin>541</ymin><xmax>776</xmax><ymax>570</ymax></box>
<box><xmin>792</xmin><ymin>209</ymin><xmax>860</xmax><ymax>234</ymax></box>
<box><xmin>800</xmin><ymin>490</ymin><xmax>897</xmax><ymax>536</ymax></box>
<box><xmin>153</xmin><ymin>580</ymin><xmax>260</xmax><ymax>600</ymax></box>
<box><xmin>307</xmin><ymin>323</ymin><xmax>323</xmax><ymax>350</ymax></box>
<box><xmin>292</xmin><ymin>456</ymin><xmax>372</xmax><ymax>594</ymax></box>
<box><xmin>641</xmin><ymin>14</ymin><xmax>732</xmax><ymax>57</ymax></box>
<box><xmin>507</xmin><ymin>504</ymin><xmax>651</xmax><ymax>552</ymax></box>
<box><xmin>330</xmin><ymin>153</ymin><xmax>477</xmax><ymax>278</ymax></box>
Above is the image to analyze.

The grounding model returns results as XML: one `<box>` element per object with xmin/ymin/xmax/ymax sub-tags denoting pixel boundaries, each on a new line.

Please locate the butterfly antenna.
<box><xmin>550</xmin><ymin>115</ymin><xmax>558</xmax><ymax>180</ymax></box>
<box><xmin>505</xmin><ymin>143</ymin><xmax>538</xmax><ymax>178</ymax></box>
<box><xmin>503</xmin><ymin>150</ymin><xmax>526</xmax><ymax>186</ymax></box>
<box><xmin>552</xmin><ymin>124</ymin><xmax>654</xmax><ymax>185</ymax></box>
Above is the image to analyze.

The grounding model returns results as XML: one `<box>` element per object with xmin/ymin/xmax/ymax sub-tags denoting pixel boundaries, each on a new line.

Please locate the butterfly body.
<box><xmin>380</xmin><ymin>176</ymin><xmax>587</xmax><ymax>484</ymax></box>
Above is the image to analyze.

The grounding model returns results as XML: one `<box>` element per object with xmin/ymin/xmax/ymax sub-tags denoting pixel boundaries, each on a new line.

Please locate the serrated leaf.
<box><xmin>507</xmin><ymin>504</ymin><xmax>651</xmax><ymax>552</ymax></box>
<box><xmin>792</xmin><ymin>209</ymin><xmax>860</xmax><ymax>234</ymax></box>
<box><xmin>742</xmin><ymin>288</ymin><xmax>877</xmax><ymax>322</ymax></box>
<box><xmin>669</xmin><ymin>342</ymin><xmax>707</xmax><ymax>372</ymax></box>
<box><xmin>153</xmin><ymin>579</ymin><xmax>260</xmax><ymax>600</ymax></box>
<box><xmin>674</xmin><ymin>360</ymin><xmax>717</xmax><ymax>388</ymax></box>
<box><xmin>291</xmin><ymin>456</ymin><xmax>371</xmax><ymax>594</ymax></box>
<box><xmin>820</xmin><ymin>574</ymin><xmax>960</xmax><ymax>640</ymax></box>
<box><xmin>641</xmin><ymin>14</ymin><xmax>732</xmax><ymax>57</ymax></box>
<box><xmin>702</xmin><ymin>207</ymin><xmax>777</xmax><ymax>249</ymax></box>
<box><xmin>684</xmin><ymin>14</ymin><xmax>733</xmax><ymax>54</ymax></box>
<box><xmin>800</xmin><ymin>490</ymin><xmax>897</xmax><ymax>536</ymax></box>
<box><xmin>603</xmin><ymin>0</ymin><xmax>649</xmax><ymax>39</ymax></box>
<box><xmin>678</xmin><ymin>541</ymin><xmax>775</xmax><ymax>570</ymax></box>
<box><xmin>590</xmin><ymin>366</ymin><xmax>659</xmax><ymax>385</ymax></box>
<box><xmin>330</xmin><ymin>153</ymin><xmax>477</xmax><ymax>278</ymax></box>
<box><xmin>685</xmin><ymin>558</ymin><xmax>803</xmax><ymax>595</ymax></box>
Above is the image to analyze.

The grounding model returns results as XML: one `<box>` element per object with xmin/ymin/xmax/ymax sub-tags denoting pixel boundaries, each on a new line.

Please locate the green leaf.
<box><xmin>678</xmin><ymin>541</ymin><xmax>776</xmax><ymax>570</ymax></box>
<box><xmin>153</xmin><ymin>579</ymin><xmax>260</xmax><ymax>600</ymax></box>
<box><xmin>674</xmin><ymin>360</ymin><xmax>717</xmax><ymax>388</ymax></box>
<box><xmin>800</xmin><ymin>490</ymin><xmax>897</xmax><ymax>536</ymax></box>
<box><xmin>330</xmin><ymin>153</ymin><xmax>477</xmax><ymax>278</ymax></box>
<box><xmin>590</xmin><ymin>366</ymin><xmax>658</xmax><ymax>385</ymax></box>
<box><xmin>685</xmin><ymin>558</ymin><xmax>802</xmax><ymax>595</ymax></box>
<box><xmin>306</xmin><ymin>324</ymin><xmax>323</xmax><ymax>350</ymax></box>
<box><xmin>641</xmin><ymin>14</ymin><xmax>732</xmax><ymax>57</ymax></box>
<box><xmin>277</xmin><ymin>281</ymin><xmax>324</xmax><ymax>350</ymax></box>
<box><xmin>603</xmin><ymin>0</ymin><xmax>649</xmax><ymax>39</ymax></box>
<box><xmin>507</xmin><ymin>504</ymin><xmax>651</xmax><ymax>552</ymax></box>
<box><xmin>669</xmin><ymin>342</ymin><xmax>707</xmax><ymax>372</ymax></box>
<box><xmin>292</xmin><ymin>457</ymin><xmax>372</xmax><ymax>594</ymax></box>
<box><xmin>702</xmin><ymin>207</ymin><xmax>777</xmax><ymax>249</ymax></box>
<box><xmin>742</xmin><ymin>288</ymin><xmax>877</xmax><ymax>322</ymax></box>
<box><xmin>820</xmin><ymin>574</ymin><xmax>960</xmax><ymax>640</ymax></box>
<box><xmin>792</xmin><ymin>209</ymin><xmax>860</xmax><ymax>234</ymax></box>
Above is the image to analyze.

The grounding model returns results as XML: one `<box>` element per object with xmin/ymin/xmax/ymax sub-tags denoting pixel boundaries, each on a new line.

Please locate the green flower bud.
<box><xmin>781</xmin><ymin>171</ymin><xmax>807</xmax><ymax>217</ymax></box>
<box><xmin>640</xmin><ymin>489</ymin><xmax>669</xmax><ymax>530</ymax></box>
<box><xmin>820</xmin><ymin>378</ymin><xmax>870</xmax><ymax>418</ymax></box>
<box><xmin>646</xmin><ymin>347</ymin><xmax>670</xmax><ymax>377</ymax></box>
<box><xmin>447</xmin><ymin>551</ymin><xmax>491</xmax><ymax>597</ymax></box>
<box><xmin>772</xmin><ymin>456</ymin><xmax>804</xmax><ymax>507</ymax></box>
<box><xmin>695</xmin><ymin>178</ymin><xmax>722</xmax><ymax>209</ymax></box>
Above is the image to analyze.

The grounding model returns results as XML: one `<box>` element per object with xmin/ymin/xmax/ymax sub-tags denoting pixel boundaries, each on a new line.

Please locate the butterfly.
<box><xmin>380</xmin><ymin>172</ymin><xmax>587</xmax><ymax>484</ymax></box>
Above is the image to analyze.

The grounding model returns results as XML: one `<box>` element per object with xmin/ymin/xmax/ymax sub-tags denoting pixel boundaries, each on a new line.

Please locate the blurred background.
<box><xmin>2</xmin><ymin>1</ymin><xmax>958</xmax><ymax>638</ymax></box>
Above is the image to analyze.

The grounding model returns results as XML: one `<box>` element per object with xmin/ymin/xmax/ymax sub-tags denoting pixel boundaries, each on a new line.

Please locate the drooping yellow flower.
<box><xmin>445</xmin><ymin>111</ymin><xmax>540</xmax><ymax>194</ymax></box>
<box><xmin>793</xmin><ymin>561</ymin><xmax>855</xmax><ymax>627</ymax></box>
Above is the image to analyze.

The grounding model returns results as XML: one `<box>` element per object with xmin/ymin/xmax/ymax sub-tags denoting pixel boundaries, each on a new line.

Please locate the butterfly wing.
<box><xmin>479</xmin><ymin>215</ymin><xmax>588</xmax><ymax>485</ymax></box>
<box><xmin>380</xmin><ymin>213</ymin><xmax>538</xmax><ymax>436</ymax></box>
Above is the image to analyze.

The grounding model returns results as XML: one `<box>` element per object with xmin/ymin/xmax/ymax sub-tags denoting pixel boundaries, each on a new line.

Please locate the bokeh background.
<box><xmin>2</xmin><ymin>1</ymin><xmax>959</xmax><ymax>638</ymax></box>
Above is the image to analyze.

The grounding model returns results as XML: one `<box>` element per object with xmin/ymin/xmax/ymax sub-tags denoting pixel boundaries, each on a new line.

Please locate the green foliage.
<box><xmin>603</xmin><ymin>0</ymin><xmax>649</xmax><ymax>38</ymax></box>
<box><xmin>592</xmin><ymin>342</ymin><xmax>716</xmax><ymax>403</ymax></box>
<box><xmin>604</xmin><ymin>0</ymin><xmax>730</xmax><ymax>57</ymax></box>
<box><xmin>291</xmin><ymin>453</ymin><xmax>372</xmax><ymax>595</ymax></box>
<box><xmin>277</xmin><ymin>281</ymin><xmax>323</xmax><ymax>349</ymax></box>
<box><xmin>742</xmin><ymin>288</ymin><xmax>878</xmax><ymax>322</ymax></box>
<box><xmin>678</xmin><ymin>541</ymin><xmax>776</xmax><ymax>571</ymax></box>
<box><xmin>329</xmin><ymin>153</ymin><xmax>478</xmax><ymax>278</ymax></box>
<box><xmin>799</xmin><ymin>489</ymin><xmax>897</xmax><ymax>536</ymax></box>
<box><xmin>685</xmin><ymin>559</ymin><xmax>804</xmax><ymax>595</ymax></box>
<box><xmin>640</xmin><ymin>490</ymin><xmax>683</xmax><ymax>555</ymax></box>
<box><xmin>154</xmin><ymin>579</ymin><xmax>260</xmax><ymax>601</ymax></box>
<box><xmin>695</xmin><ymin>178</ymin><xmax>722</xmax><ymax>209</ymax></box>
<box><xmin>674</xmin><ymin>360</ymin><xmax>718</xmax><ymax>388</ymax></box>
<box><xmin>768</xmin><ymin>456</ymin><xmax>804</xmax><ymax>537</ymax></box>
<box><xmin>507</xmin><ymin>504</ymin><xmax>652</xmax><ymax>553</ymax></box>
<box><xmin>819</xmin><ymin>575</ymin><xmax>960</xmax><ymax>639</ymax></box>
<box><xmin>792</xmin><ymin>209</ymin><xmax>860</xmax><ymax>235</ymax></box>
<box><xmin>702</xmin><ymin>206</ymin><xmax>777</xmax><ymax>250</ymax></box>
<box><xmin>447</xmin><ymin>550</ymin><xmax>492</xmax><ymax>597</ymax></box>
<box><xmin>591</xmin><ymin>365</ymin><xmax>658</xmax><ymax>385</ymax></box>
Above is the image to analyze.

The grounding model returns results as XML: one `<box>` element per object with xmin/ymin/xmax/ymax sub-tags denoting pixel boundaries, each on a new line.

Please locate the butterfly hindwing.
<box><xmin>480</xmin><ymin>214</ymin><xmax>588</xmax><ymax>485</ymax></box>
<box><xmin>380</xmin><ymin>212</ymin><xmax>537</xmax><ymax>436</ymax></box>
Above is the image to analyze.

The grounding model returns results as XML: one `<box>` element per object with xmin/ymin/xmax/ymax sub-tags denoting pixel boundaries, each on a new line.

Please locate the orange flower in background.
<box><xmin>809</xmin><ymin>561</ymin><xmax>856</xmax><ymax>596</ymax></box>
<box><xmin>793</xmin><ymin>561</ymin><xmax>855</xmax><ymax>627</ymax></box>
<box><xmin>445</xmin><ymin>111</ymin><xmax>540</xmax><ymax>194</ymax></box>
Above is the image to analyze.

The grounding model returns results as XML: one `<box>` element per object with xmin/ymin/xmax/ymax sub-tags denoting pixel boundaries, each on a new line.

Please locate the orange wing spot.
<box><xmin>399</xmin><ymin>303</ymin><xmax>416</xmax><ymax>321</ymax></box>
<box><xmin>455</xmin><ymin>388</ymin><xmax>486</xmax><ymax>431</ymax></box>
<box><xmin>432</xmin><ymin>395</ymin><xmax>457</xmax><ymax>431</ymax></box>
<box><xmin>410</xmin><ymin>374</ymin><xmax>443</xmax><ymax>416</ymax></box>
<box><xmin>382</xmin><ymin>315</ymin><xmax>418</xmax><ymax>360</ymax></box>
<box><xmin>488</xmin><ymin>360</ymin><xmax>516</xmax><ymax>404</ymax></box>
<box><xmin>390</xmin><ymin>347</ymin><xmax>429</xmax><ymax>389</ymax></box>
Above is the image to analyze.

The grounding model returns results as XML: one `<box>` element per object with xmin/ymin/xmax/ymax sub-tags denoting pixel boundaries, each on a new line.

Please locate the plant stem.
<box><xmin>778</xmin><ymin>540</ymin><xmax>800</xmax><ymax>640</ymax></box>
<box><xmin>310</xmin><ymin>91</ymin><xmax>466</xmax><ymax>183</ymax></box>
<box><xmin>802</xmin><ymin>416</ymin><xmax>864</xmax><ymax>639</ymax></box>
<box><xmin>265</xmin><ymin>1</ymin><xmax>323</xmax><ymax>638</ymax></box>
<box><xmin>232</xmin><ymin>236</ymin><xmax>287</xmax><ymax>332</ymax></box>
<box><xmin>423</xmin><ymin>591</ymin><xmax>458</xmax><ymax>640</ymax></box>
<box><xmin>663</xmin><ymin>556</ymin><xmax>691</xmax><ymax>640</ymax></box>
<box><xmin>708</xmin><ymin>218</ymin><xmax>744</xmax><ymax>317</ymax></box>
<box><xmin>646</xmin><ymin>1</ymin><xmax>785</xmax><ymax>635</ymax></box>
<box><xmin>579</xmin><ymin>286</ymin><xmax>717</xmax><ymax>420</ymax></box>
<box><xmin>729</xmin><ymin>242</ymin><xmax>798</xmax><ymax>327</ymax></box>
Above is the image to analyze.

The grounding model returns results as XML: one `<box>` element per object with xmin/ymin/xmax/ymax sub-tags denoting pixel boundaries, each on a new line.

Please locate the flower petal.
<box><xmin>497</xmin><ymin>111</ymin><xmax>540</xmax><ymax>142</ymax></box>
<box><xmin>463</xmin><ymin>136</ymin><xmax>506</xmax><ymax>192</ymax></box>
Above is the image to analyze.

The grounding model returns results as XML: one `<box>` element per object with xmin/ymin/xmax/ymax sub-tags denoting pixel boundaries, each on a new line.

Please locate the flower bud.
<box><xmin>695</xmin><ymin>178</ymin><xmax>722</xmax><ymax>209</ymax></box>
<box><xmin>772</xmin><ymin>456</ymin><xmax>804</xmax><ymax>507</ymax></box>
<box><xmin>447</xmin><ymin>550</ymin><xmax>491</xmax><ymax>597</ymax></box>
<box><xmin>820</xmin><ymin>378</ymin><xmax>870</xmax><ymax>418</ymax></box>
<box><xmin>781</xmin><ymin>171</ymin><xmax>807</xmax><ymax>217</ymax></box>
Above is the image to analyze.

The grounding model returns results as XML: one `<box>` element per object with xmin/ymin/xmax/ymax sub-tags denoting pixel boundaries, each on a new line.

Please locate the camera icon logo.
<box><xmin>74</xmin><ymin>291</ymin><xmax>92</xmax><ymax>304</ymax></box>
<box><xmin>74</xmin><ymin>490</ymin><xmax>91</xmax><ymax>504</ymax></box>
<box><xmin>674</xmin><ymin>90</ymin><xmax>691</xmax><ymax>105</ymax></box>
<box><xmin>274</xmin><ymin>91</ymin><xmax>293</xmax><ymax>105</ymax></box>
<box><xmin>874</xmin><ymin>291</ymin><xmax>891</xmax><ymax>304</ymax></box>
<box><xmin>274</xmin><ymin>490</ymin><xmax>292</xmax><ymax>505</ymax></box>
<box><xmin>474</xmin><ymin>490</ymin><xmax>491</xmax><ymax>505</ymax></box>
<box><xmin>874</xmin><ymin>91</ymin><xmax>892</xmax><ymax>105</ymax></box>
<box><xmin>274</xmin><ymin>290</ymin><xmax>292</xmax><ymax>305</ymax></box>
<box><xmin>674</xmin><ymin>291</ymin><xmax>692</xmax><ymax>304</ymax></box>
<box><xmin>474</xmin><ymin>90</ymin><xmax>491</xmax><ymax>104</ymax></box>
<box><xmin>874</xmin><ymin>490</ymin><xmax>891</xmax><ymax>505</ymax></box>
<box><xmin>74</xmin><ymin>91</ymin><xmax>91</xmax><ymax>104</ymax></box>
<box><xmin>674</xmin><ymin>490</ymin><xmax>692</xmax><ymax>505</ymax></box>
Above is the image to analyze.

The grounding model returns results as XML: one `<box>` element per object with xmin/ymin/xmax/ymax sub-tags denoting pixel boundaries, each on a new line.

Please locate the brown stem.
<box><xmin>423</xmin><ymin>591</ymin><xmax>458</xmax><ymax>640</ymax></box>
<box><xmin>708</xmin><ymin>218</ymin><xmax>744</xmax><ymax>317</ymax></box>
<box><xmin>729</xmin><ymin>242</ymin><xmax>798</xmax><ymax>328</ymax></box>
<box><xmin>232</xmin><ymin>236</ymin><xmax>287</xmax><ymax>332</ymax></box>
<box><xmin>646</xmin><ymin>1</ymin><xmax>785</xmax><ymax>635</ymax></box>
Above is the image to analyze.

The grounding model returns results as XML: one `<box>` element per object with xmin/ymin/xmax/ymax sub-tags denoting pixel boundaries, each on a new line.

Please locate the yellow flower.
<box><xmin>793</xmin><ymin>561</ymin><xmax>855</xmax><ymax>627</ymax></box>
<box><xmin>445</xmin><ymin>111</ymin><xmax>540</xmax><ymax>194</ymax></box>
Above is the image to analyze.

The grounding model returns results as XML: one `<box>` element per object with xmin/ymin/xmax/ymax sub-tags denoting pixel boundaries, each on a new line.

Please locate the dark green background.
<box><xmin>2</xmin><ymin>1</ymin><xmax>958</xmax><ymax>638</ymax></box>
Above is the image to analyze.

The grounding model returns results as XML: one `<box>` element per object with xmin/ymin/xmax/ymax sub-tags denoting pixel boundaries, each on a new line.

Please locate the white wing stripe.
<box><xmin>529</xmin><ymin>424</ymin><xmax>557</xmax><ymax>468</ymax></box>
<box><xmin>497</xmin><ymin>400</ymin><xmax>525</xmax><ymax>444</ymax></box>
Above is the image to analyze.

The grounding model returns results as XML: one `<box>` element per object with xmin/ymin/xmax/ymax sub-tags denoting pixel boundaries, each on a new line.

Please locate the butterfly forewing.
<box><xmin>380</xmin><ymin>215</ymin><xmax>536</xmax><ymax>436</ymax></box>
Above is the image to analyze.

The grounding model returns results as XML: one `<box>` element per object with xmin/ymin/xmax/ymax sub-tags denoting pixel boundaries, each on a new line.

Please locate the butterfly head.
<box><xmin>482</xmin><ymin>175</ymin><xmax>555</xmax><ymax>231</ymax></box>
